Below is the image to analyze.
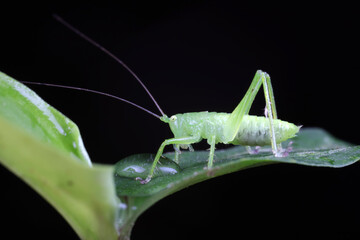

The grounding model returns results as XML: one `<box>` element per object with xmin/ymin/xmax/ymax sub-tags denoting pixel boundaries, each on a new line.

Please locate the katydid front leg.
<box><xmin>138</xmin><ymin>135</ymin><xmax>200</xmax><ymax>184</ymax></box>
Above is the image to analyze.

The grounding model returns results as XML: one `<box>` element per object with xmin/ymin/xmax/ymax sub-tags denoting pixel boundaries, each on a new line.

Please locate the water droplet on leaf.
<box><xmin>115</xmin><ymin>153</ymin><xmax>181</xmax><ymax>179</ymax></box>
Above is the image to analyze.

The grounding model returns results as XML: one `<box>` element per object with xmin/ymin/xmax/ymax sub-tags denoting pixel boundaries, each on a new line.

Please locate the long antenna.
<box><xmin>52</xmin><ymin>14</ymin><xmax>166</xmax><ymax>116</ymax></box>
<box><xmin>21</xmin><ymin>81</ymin><xmax>161</xmax><ymax>119</ymax></box>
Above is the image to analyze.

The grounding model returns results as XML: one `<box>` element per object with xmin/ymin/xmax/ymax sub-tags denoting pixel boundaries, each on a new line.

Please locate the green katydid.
<box><xmin>23</xmin><ymin>15</ymin><xmax>300</xmax><ymax>184</ymax></box>
<box><xmin>139</xmin><ymin>70</ymin><xmax>299</xmax><ymax>183</ymax></box>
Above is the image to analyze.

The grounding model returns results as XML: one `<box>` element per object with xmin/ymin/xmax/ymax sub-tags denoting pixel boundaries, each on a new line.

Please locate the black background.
<box><xmin>0</xmin><ymin>1</ymin><xmax>359</xmax><ymax>239</ymax></box>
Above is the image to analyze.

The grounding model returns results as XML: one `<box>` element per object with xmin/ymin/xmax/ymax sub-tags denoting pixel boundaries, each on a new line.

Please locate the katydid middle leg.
<box><xmin>207</xmin><ymin>135</ymin><xmax>216</xmax><ymax>169</ymax></box>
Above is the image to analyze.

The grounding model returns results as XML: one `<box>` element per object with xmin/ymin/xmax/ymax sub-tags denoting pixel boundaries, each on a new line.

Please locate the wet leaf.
<box><xmin>113</xmin><ymin>127</ymin><xmax>359</xmax><ymax>240</ymax></box>
<box><xmin>114</xmin><ymin>128</ymin><xmax>358</xmax><ymax>197</ymax></box>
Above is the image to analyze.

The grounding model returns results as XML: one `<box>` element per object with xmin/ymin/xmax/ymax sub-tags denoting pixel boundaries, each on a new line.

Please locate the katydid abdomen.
<box><xmin>231</xmin><ymin>115</ymin><xmax>299</xmax><ymax>146</ymax></box>
<box><xmin>169</xmin><ymin>112</ymin><xmax>299</xmax><ymax>147</ymax></box>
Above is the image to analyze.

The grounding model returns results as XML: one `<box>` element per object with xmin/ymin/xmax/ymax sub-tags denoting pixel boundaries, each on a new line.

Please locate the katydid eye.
<box><xmin>170</xmin><ymin>116</ymin><xmax>177</xmax><ymax>121</ymax></box>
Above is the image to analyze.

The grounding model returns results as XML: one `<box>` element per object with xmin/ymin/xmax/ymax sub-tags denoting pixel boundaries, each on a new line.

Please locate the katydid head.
<box><xmin>160</xmin><ymin>114</ymin><xmax>177</xmax><ymax>123</ymax></box>
<box><xmin>160</xmin><ymin>114</ymin><xmax>186</xmax><ymax>139</ymax></box>
<box><xmin>160</xmin><ymin>115</ymin><xmax>170</xmax><ymax>123</ymax></box>
<box><xmin>160</xmin><ymin>114</ymin><xmax>179</xmax><ymax>133</ymax></box>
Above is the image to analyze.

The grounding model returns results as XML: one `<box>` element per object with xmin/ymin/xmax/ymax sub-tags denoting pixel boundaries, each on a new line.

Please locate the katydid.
<box><xmin>140</xmin><ymin>70</ymin><xmax>299</xmax><ymax>183</ymax></box>
<box><xmin>23</xmin><ymin>15</ymin><xmax>300</xmax><ymax>184</ymax></box>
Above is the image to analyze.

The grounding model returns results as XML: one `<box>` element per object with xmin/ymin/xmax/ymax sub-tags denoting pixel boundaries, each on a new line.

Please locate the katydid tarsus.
<box><xmin>23</xmin><ymin>15</ymin><xmax>300</xmax><ymax>184</ymax></box>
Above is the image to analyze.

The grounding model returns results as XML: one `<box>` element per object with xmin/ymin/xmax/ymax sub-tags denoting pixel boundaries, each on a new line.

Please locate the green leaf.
<box><xmin>113</xmin><ymin>128</ymin><xmax>359</xmax><ymax>236</ymax></box>
<box><xmin>115</xmin><ymin>128</ymin><xmax>357</xmax><ymax>197</ymax></box>
<box><xmin>0</xmin><ymin>72</ymin><xmax>119</xmax><ymax>240</ymax></box>
<box><xmin>0</xmin><ymin>72</ymin><xmax>91</xmax><ymax>165</ymax></box>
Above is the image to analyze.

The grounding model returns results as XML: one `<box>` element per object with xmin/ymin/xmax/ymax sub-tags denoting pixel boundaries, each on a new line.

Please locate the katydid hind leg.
<box><xmin>223</xmin><ymin>70</ymin><xmax>265</xmax><ymax>143</ymax></box>
<box><xmin>224</xmin><ymin>70</ymin><xmax>289</xmax><ymax>157</ymax></box>
<box><xmin>138</xmin><ymin>136</ymin><xmax>200</xmax><ymax>184</ymax></box>
<box><xmin>263</xmin><ymin>73</ymin><xmax>292</xmax><ymax>157</ymax></box>
<box><xmin>263</xmin><ymin>72</ymin><xmax>279</xmax><ymax>155</ymax></box>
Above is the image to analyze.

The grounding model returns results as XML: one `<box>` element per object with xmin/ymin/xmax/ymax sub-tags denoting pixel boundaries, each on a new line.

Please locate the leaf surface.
<box><xmin>113</xmin><ymin>128</ymin><xmax>359</xmax><ymax>237</ymax></box>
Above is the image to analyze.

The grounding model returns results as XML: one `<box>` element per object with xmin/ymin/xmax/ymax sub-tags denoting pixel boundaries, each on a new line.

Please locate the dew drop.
<box><xmin>115</xmin><ymin>153</ymin><xmax>181</xmax><ymax>179</ymax></box>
